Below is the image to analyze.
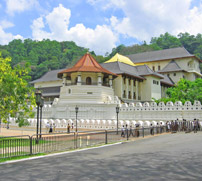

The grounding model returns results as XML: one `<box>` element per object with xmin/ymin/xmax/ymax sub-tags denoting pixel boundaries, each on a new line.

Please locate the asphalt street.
<box><xmin>1</xmin><ymin>132</ymin><xmax>202</xmax><ymax>181</ymax></box>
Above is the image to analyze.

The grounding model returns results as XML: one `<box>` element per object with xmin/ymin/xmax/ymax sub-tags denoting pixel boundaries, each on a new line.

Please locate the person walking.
<box><xmin>121</xmin><ymin>125</ymin><xmax>125</xmax><ymax>137</ymax></box>
<box><xmin>67</xmin><ymin>123</ymin><xmax>70</xmax><ymax>133</ymax></box>
<box><xmin>193</xmin><ymin>119</ymin><xmax>197</xmax><ymax>133</ymax></box>
<box><xmin>49</xmin><ymin>124</ymin><xmax>53</xmax><ymax>133</ymax></box>
<box><xmin>129</xmin><ymin>125</ymin><xmax>133</xmax><ymax>137</ymax></box>
<box><xmin>135</xmin><ymin>124</ymin><xmax>140</xmax><ymax>137</ymax></box>
<box><xmin>150</xmin><ymin>124</ymin><xmax>154</xmax><ymax>135</ymax></box>
<box><xmin>53</xmin><ymin>123</ymin><xmax>56</xmax><ymax>133</ymax></box>
<box><xmin>46</xmin><ymin>122</ymin><xmax>50</xmax><ymax>133</ymax></box>
<box><xmin>125</xmin><ymin>124</ymin><xmax>128</xmax><ymax>138</ymax></box>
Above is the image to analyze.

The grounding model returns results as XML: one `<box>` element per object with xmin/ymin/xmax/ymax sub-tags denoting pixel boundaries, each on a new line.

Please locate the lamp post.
<box><xmin>39</xmin><ymin>97</ymin><xmax>44</xmax><ymax>138</ymax></box>
<box><xmin>75</xmin><ymin>105</ymin><xmax>79</xmax><ymax>132</ymax></box>
<box><xmin>116</xmin><ymin>105</ymin><xmax>120</xmax><ymax>134</ymax></box>
<box><xmin>35</xmin><ymin>90</ymin><xmax>42</xmax><ymax>144</ymax></box>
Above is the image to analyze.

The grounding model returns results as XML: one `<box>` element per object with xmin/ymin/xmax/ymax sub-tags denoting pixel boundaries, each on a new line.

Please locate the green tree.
<box><xmin>0</xmin><ymin>54</ymin><xmax>36</xmax><ymax>127</ymax></box>
<box><xmin>154</xmin><ymin>78</ymin><xmax>202</xmax><ymax>104</ymax></box>
<box><xmin>151</xmin><ymin>32</ymin><xmax>182</xmax><ymax>49</ymax></box>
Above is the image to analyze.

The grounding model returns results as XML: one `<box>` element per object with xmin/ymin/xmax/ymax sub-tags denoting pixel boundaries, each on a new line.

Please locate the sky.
<box><xmin>0</xmin><ymin>0</ymin><xmax>202</xmax><ymax>55</ymax></box>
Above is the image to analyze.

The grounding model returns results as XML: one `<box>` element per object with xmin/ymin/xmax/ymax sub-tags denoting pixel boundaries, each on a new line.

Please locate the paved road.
<box><xmin>1</xmin><ymin>132</ymin><xmax>202</xmax><ymax>181</ymax></box>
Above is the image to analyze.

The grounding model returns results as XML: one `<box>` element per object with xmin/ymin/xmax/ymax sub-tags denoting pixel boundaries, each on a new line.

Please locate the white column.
<box><xmin>97</xmin><ymin>73</ymin><xmax>102</xmax><ymax>86</ymax></box>
<box><xmin>77</xmin><ymin>73</ymin><xmax>81</xmax><ymax>85</ymax></box>
<box><xmin>131</xmin><ymin>79</ymin><xmax>134</xmax><ymax>100</ymax></box>
<box><xmin>136</xmin><ymin>80</ymin><xmax>138</xmax><ymax>100</ymax></box>
<box><xmin>109</xmin><ymin>75</ymin><xmax>113</xmax><ymax>87</ymax></box>
<box><xmin>126</xmin><ymin>78</ymin><xmax>129</xmax><ymax>99</ymax></box>
<box><xmin>62</xmin><ymin>74</ymin><xmax>66</xmax><ymax>87</ymax></box>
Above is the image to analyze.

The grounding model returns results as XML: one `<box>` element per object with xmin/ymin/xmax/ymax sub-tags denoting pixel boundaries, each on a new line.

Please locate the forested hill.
<box><xmin>0</xmin><ymin>32</ymin><xmax>201</xmax><ymax>80</ymax></box>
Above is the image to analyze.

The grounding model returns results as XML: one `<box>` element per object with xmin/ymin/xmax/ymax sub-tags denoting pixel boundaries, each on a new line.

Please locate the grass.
<box><xmin>0</xmin><ymin>137</ymin><xmax>51</xmax><ymax>148</ymax></box>
<box><xmin>0</xmin><ymin>153</ymin><xmax>46</xmax><ymax>163</ymax></box>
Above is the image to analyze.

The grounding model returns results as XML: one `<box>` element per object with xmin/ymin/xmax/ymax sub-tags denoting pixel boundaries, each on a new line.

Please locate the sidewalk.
<box><xmin>0</xmin><ymin>128</ymin><xmax>36</xmax><ymax>137</ymax></box>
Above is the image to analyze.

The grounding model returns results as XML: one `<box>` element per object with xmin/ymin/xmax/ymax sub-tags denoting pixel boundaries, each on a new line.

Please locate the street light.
<box><xmin>35</xmin><ymin>90</ymin><xmax>42</xmax><ymax>144</ymax></box>
<box><xmin>39</xmin><ymin>97</ymin><xmax>44</xmax><ymax>138</ymax></box>
<box><xmin>75</xmin><ymin>105</ymin><xmax>79</xmax><ymax>132</ymax></box>
<box><xmin>116</xmin><ymin>105</ymin><xmax>120</xmax><ymax>134</ymax></box>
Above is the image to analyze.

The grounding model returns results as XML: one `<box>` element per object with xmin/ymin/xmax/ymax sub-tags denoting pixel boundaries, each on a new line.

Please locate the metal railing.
<box><xmin>0</xmin><ymin>127</ymin><xmax>167</xmax><ymax>159</ymax></box>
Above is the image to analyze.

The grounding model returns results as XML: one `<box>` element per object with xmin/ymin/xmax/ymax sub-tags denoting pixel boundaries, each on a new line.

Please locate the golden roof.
<box><xmin>104</xmin><ymin>53</ymin><xmax>135</xmax><ymax>66</ymax></box>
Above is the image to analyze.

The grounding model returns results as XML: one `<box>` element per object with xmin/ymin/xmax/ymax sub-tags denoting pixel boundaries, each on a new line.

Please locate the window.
<box><xmin>173</xmin><ymin>73</ymin><xmax>176</xmax><ymax>76</ymax></box>
<box><xmin>133</xmin><ymin>92</ymin><xmax>136</xmax><ymax>99</ymax></box>
<box><xmin>152</xmin><ymin>66</ymin><xmax>155</xmax><ymax>71</ymax></box>
<box><xmin>158</xmin><ymin>65</ymin><xmax>161</xmax><ymax>70</ymax></box>
<box><xmin>167</xmin><ymin>74</ymin><xmax>170</xmax><ymax>77</ymax></box>
<box><xmin>86</xmin><ymin>77</ymin><xmax>92</xmax><ymax>85</ymax></box>
<box><xmin>157</xmin><ymin>81</ymin><xmax>159</xmax><ymax>85</ymax></box>
<box><xmin>129</xmin><ymin>78</ymin><xmax>131</xmax><ymax>85</ymax></box>
<box><xmin>129</xmin><ymin>91</ymin><xmax>131</xmax><ymax>99</ymax></box>
<box><xmin>134</xmin><ymin>80</ymin><xmax>136</xmax><ymax>86</ymax></box>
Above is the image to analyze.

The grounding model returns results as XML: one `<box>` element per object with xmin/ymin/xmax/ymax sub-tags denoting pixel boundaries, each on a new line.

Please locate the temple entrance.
<box><xmin>86</xmin><ymin>77</ymin><xmax>92</xmax><ymax>85</ymax></box>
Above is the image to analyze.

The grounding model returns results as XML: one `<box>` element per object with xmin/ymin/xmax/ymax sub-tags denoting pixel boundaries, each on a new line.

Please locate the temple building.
<box><xmin>31</xmin><ymin>47</ymin><xmax>201</xmax><ymax>104</ymax></box>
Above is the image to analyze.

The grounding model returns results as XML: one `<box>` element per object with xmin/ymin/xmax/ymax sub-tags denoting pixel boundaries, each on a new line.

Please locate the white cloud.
<box><xmin>6</xmin><ymin>0</ymin><xmax>38</xmax><ymax>15</ymax></box>
<box><xmin>31</xmin><ymin>4</ymin><xmax>117</xmax><ymax>55</ymax></box>
<box><xmin>0</xmin><ymin>26</ymin><xmax>23</xmax><ymax>45</ymax></box>
<box><xmin>0</xmin><ymin>20</ymin><xmax>14</xmax><ymax>29</ymax></box>
<box><xmin>90</xmin><ymin>0</ymin><xmax>202</xmax><ymax>42</ymax></box>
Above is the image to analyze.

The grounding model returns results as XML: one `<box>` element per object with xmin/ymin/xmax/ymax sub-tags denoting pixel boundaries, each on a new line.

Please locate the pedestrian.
<box><xmin>129</xmin><ymin>125</ymin><xmax>133</xmax><ymax>137</ymax></box>
<box><xmin>67</xmin><ymin>123</ymin><xmax>70</xmax><ymax>133</ymax></box>
<box><xmin>121</xmin><ymin>125</ymin><xmax>125</xmax><ymax>137</ymax></box>
<box><xmin>156</xmin><ymin>123</ymin><xmax>159</xmax><ymax>134</ymax></box>
<box><xmin>53</xmin><ymin>123</ymin><xmax>56</xmax><ymax>133</ymax></box>
<box><xmin>72</xmin><ymin>123</ymin><xmax>74</xmax><ymax>130</ymax></box>
<box><xmin>193</xmin><ymin>119</ymin><xmax>197</xmax><ymax>133</ymax></box>
<box><xmin>135</xmin><ymin>124</ymin><xmax>140</xmax><ymax>137</ymax></box>
<box><xmin>46</xmin><ymin>122</ymin><xmax>50</xmax><ymax>133</ymax></box>
<box><xmin>160</xmin><ymin>122</ymin><xmax>163</xmax><ymax>133</ymax></box>
<box><xmin>125</xmin><ymin>124</ymin><xmax>128</xmax><ymax>138</ymax></box>
<box><xmin>168</xmin><ymin>122</ymin><xmax>171</xmax><ymax>132</ymax></box>
<box><xmin>150</xmin><ymin>124</ymin><xmax>154</xmax><ymax>135</ymax></box>
<box><xmin>49</xmin><ymin>124</ymin><xmax>53</xmax><ymax>133</ymax></box>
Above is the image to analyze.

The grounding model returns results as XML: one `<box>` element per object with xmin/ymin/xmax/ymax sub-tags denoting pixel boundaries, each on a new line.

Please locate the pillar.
<box><xmin>136</xmin><ymin>80</ymin><xmax>139</xmax><ymax>100</ymax></box>
<box><xmin>97</xmin><ymin>73</ymin><xmax>102</xmax><ymax>86</ymax></box>
<box><xmin>131</xmin><ymin>79</ymin><xmax>134</xmax><ymax>99</ymax></box>
<box><xmin>109</xmin><ymin>75</ymin><xmax>113</xmax><ymax>87</ymax></box>
<box><xmin>77</xmin><ymin>72</ymin><xmax>81</xmax><ymax>85</ymax></box>
<box><xmin>126</xmin><ymin>78</ymin><xmax>129</xmax><ymax>99</ymax></box>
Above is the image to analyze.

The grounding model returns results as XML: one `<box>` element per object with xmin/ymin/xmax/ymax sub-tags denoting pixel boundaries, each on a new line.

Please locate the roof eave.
<box><xmin>117</xmin><ymin>73</ymin><xmax>145</xmax><ymax>80</ymax></box>
<box><xmin>132</xmin><ymin>55</ymin><xmax>195</xmax><ymax>64</ymax></box>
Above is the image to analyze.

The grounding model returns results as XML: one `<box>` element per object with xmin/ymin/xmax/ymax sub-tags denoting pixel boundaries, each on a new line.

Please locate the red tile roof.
<box><xmin>58</xmin><ymin>53</ymin><xmax>117</xmax><ymax>78</ymax></box>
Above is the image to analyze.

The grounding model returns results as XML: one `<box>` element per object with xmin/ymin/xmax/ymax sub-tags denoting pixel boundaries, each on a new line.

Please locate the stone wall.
<box><xmin>8</xmin><ymin>100</ymin><xmax>202</xmax><ymax>130</ymax></box>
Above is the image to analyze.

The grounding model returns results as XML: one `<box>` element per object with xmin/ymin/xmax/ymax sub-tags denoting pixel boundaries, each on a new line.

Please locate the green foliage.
<box><xmin>154</xmin><ymin>78</ymin><xmax>202</xmax><ymax>104</ymax></box>
<box><xmin>0</xmin><ymin>32</ymin><xmax>201</xmax><ymax>81</ymax></box>
<box><xmin>0</xmin><ymin>54</ymin><xmax>36</xmax><ymax>127</ymax></box>
<box><xmin>150</xmin><ymin>32</ymin><xmax>182</xmax><ymax>49</ymax></box>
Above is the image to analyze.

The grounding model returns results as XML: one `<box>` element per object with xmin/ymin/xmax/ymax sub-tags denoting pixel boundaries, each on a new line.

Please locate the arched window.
<box><xmin>86</xmin><ymin>77</ymin><xmax>92</xmax><ymax>85</ymax></box>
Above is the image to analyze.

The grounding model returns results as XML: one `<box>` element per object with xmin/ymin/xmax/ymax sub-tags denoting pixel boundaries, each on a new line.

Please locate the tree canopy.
<box><xmin>0</xmin><ymin>54</ymin><xmax>36</xmax><ymax>127</ymax></box>
<box><xmin>0</xmin><ymin>32</ymin><xmax>201</xmax><ymax>81</ymax></box>
<box><xmin>153</xmin><ymin>78</ymin><xmax>202</xmax><ymax>104</ymax></box>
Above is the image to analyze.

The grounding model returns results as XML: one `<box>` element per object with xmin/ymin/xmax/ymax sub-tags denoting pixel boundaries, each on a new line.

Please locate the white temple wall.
<box><xmin>8</xmin><ymin>101</ymin><xmax>202</xmax><ymax>130</ymax></box>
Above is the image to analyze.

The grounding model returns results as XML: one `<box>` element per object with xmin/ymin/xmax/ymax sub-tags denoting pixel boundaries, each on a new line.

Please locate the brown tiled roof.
<box><xmin>58</xmin><ymin>53</ymin><xmax>117</xmax><ymax>78</ymax></box>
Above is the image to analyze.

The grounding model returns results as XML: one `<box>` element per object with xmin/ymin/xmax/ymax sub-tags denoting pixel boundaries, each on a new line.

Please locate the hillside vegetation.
<box><xmin>0</xmin><ymin>32</ymin><xmax>201</xmax><ymax>81</ymax></box>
